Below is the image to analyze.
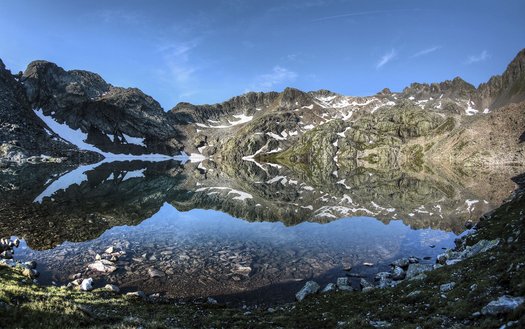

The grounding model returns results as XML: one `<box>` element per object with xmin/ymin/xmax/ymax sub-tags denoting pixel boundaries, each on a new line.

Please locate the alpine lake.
<box><xmin>0</xmin><ymin>158</ymin><xmax>520</xmax><ymax>307</ymax></box>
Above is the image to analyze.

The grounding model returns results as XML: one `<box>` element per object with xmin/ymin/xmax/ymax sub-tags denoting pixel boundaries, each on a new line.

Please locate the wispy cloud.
<box><xmin>466</xmin><ymin>50</ymin><xmax>490</xmax><ymax>64</ymax></box>
<box><xmin>251</xmin><ymin>66</ymin><xmax>298</xmax><ymax>91</ymax></box>
<box><xmin>312</xmin><ymin>9</ymin><xmax>417</xmax><ymax>22</ymax></box>
<box><xmin>411</xmin><ymin>46</ymin><xmax>441</xmax><ymax>58</ymax></box>
<box><xmin>376</xmin><ymin>49</ymin><xmax>397</xmax><ymax>69</ymax></box>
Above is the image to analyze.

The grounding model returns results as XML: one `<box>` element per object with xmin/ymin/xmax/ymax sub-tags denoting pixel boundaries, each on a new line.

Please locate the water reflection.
<box><xmin>0</xmin><ymin>158</ymin><xmax>520</xmax><ymax>303</ymax></box>
<box><xmin>15</xmin><ymin>203</ymin><xmax>457</xmax><ymax>304</ymax></box>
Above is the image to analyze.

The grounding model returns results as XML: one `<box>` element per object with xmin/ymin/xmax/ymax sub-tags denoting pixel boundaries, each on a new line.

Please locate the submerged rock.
<box><xmin>295</xmin><ymin>281</ymin><xmax>320</xmax><ymax>301</ymax></box>
<box><xmin>88</xmin><ymin>260</ymin><xmax>117</xmax><ymax>273</ymax></box>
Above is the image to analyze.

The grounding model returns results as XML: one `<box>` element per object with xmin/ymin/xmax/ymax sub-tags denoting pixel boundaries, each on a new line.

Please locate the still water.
<box><xmin>0</xmin><ymin>159</ymin><xmax>518</xmax><ymax>305</ymax></box>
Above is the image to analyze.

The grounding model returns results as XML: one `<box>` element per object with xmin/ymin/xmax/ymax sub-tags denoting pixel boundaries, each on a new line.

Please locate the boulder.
<box><xmin>481</xmin><ymin>295</ymin><xmax>525</xmax><ymax>316</ymax></box>
<box><xmin>295</xmin><ymin>281</ymin><xmax>320</xmax><ymax>301</ymax></box>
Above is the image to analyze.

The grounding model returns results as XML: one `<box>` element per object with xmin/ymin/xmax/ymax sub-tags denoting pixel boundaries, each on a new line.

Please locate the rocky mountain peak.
<box><xmin>477</xmin><ymin>48</ymin><xmax>525</xmax><ymax>109</ymax></box>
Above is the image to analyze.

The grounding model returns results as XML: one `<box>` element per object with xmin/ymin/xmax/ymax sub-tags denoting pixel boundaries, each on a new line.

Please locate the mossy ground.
<box><xmin>1</xmin><ymin>187</ymin><xmax>524</xmax><ymax>328</ymax></box>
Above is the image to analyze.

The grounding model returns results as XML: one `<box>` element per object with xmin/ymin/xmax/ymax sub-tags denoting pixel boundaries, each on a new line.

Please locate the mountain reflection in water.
<box><xmin>0</xmin><ymin>158</ymin><xmax>520</xmax><ymax>303</ymax></box>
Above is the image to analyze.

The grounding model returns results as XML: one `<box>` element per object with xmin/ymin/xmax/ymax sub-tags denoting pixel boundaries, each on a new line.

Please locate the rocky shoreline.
<box><xmin>0</xmin><ymin>178</ymin><xmax>525</xmax><ymax>328</ymax></box>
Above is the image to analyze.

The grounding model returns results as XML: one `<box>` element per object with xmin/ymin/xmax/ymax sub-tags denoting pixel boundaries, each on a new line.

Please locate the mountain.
<box><xmin>22</xmin><ymin>60</ymin><xmax>184</xmax><ymax>156</ymax></box>
<box><xmin>0</xmin><ymin>48</ymin><xmax>524</xmax><ymax>170</ymax></box>
<box><xmin>0</xmin><ymin>59</ymin><xmax>101</xmax><ymax>164</ymax></box>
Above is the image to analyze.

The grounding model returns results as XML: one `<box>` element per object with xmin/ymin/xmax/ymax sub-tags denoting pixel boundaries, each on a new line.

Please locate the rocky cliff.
<box><xmin>22</xmin><ymin>61</ymin><xmax>184</xmax><ymax>156</ymax></box>
<box><xmin>0</xmin><ymin>59</ymin><xmax>100</xmax><ymax>164</ymax></box>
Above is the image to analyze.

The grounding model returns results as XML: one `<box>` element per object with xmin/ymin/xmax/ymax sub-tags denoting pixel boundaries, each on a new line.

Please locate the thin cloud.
<box><xmin>411</xmin><ymin>46</ymin><xmax>441</xmax><ymax>58</ymax></box>
<box><xmin>376</xmin><ymin>49</ymin><xmax>397</xmax><ymax>69</ymax></box>
<box><xmin>312</xmin><ymin>9</ymin><xmax>418</xmax><ymax>22</ymax></box>
<box><xmin>466</xmin><ymin>50</ymin><xmax>490</xmax><ymax>64</ymax></box>
<box><xmin>252</xmin><ymin>66</ymin><xmax>298</xmax><ymax>91</ymax></box>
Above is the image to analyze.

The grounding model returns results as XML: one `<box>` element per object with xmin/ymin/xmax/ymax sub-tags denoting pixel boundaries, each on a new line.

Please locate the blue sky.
<box><xmin>1</xmin><ymin>0</ymin><xmax>524</xmax><ymax>110</ymax></box>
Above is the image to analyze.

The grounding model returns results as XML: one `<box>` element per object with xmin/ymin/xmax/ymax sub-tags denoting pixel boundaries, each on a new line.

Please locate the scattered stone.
<box><xmin>80</xmin><ymin>278</ymin><xmax>93</xmax><ymax>291</ymax></box>
<box><xmin>207</xmin><ymin>297</ymin><xmax>218</xmax><ymax>304</ymax></box>
<box><xmin>126</xmin><ymin>291</ymin><xmax>146</xmax><ymax>299</ymax></box>
<box><xmin>363</xmin><ymin>262</ymin><xmax>374</xmax><ymax>267</ymax></box>
<box><xmin>148</xmin><ymin>268</ymin><xmax>165</xmax><ymax>278</ymax></box>
<box><xmin>391</xmin><ymin>258</ymin><xmax>410</xmax><ymax>269</ymax></box>
<box><xmin>295</xmin><ymin>281</ymin><xmax>320</xmax><ymax>301</ymax></box>
<box><xmin>360</xmin><ymin>278</ymin><xmax>373</xmax><ymax>289</ymax></box>
<box><xmin>408</xmin><ymin>257</ymin><xmax>419</xmax><ymax>264</ymax></box>
<box><xmin>405</xmin><ymin>264</ymin><xmax>433</xmax><ymax>279</ymax></box>
<box><xmin>105</xmin><ymin>246</ymin><xmax>114</xmax><ymax>254</ymax></box>
<box><xmin>232</xmin><ymin>265</ymin><xmax>252</xmax><ymax>276</ymax></box>
<box><xmin>104</xmin><ymin>284</ymin><xmax>120</xmax><ymax>293</ymax></box>
<box><xmin>88</xmin><ymin>260</ymin><xmax>117</xmax><ymax>273</ymax></box>
<box><xmin>375</xmin><ymin>272</ymin><xmax>391</xmax><ymax>281</ymax></box>
<box><xmin>321</xmin><ymin>283</ymin><xmax>336</xmax><ymax>293</ymax></box>
<box><xmin>480</xmin><ymin>295</ymin><xmax>525</xmax><ymax>316</ymax></box>
<box><xmin>407</xmin><ymin>290</ymin><xmax>421</xmax><ymax>298</ymax></box>
<box><xmin>22</xmin><ymin>268</ymin><xmax>39</xmax><ymax>279</ymax></box>
<box><xmin>440</xmin><ymin>282</ymin><xmax>456</xmax><ymax>293</ymax></box>
<box><xmin>23</xmin><ymin>261</ymin><xmax>37</xmax><ymax>269</ymax></box>
<box><xmin>409</xmin><ymin>273</ymin><xmax>427</xmax><ymax>281</ymax></box>
<box><xmin>362</xmin><ymin>286</ymin><xmax>375</xmax><ymax>293</ymax></box>
<box><xmin>391</xmin><ymin>266</ymin><xmax>406</xmax><ymax>280</ymax></box>
<box><xmin>370</xmin><ymin>320</ymin><xmax>392</xmax><ymax>328</ymax></box>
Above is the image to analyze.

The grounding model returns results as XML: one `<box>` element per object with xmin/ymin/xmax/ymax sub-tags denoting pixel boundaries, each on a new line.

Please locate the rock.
<box><xmin>104</xmin><ymin>284</ymin><xmax>120</xmax><ymax>293</ymax></box>
<box><xmin>295</xmin><ymin>281</ymin><xmax>320</xmax><ymax>301</ymax></box>
<box><xmin>148</xmin><ymin>268</ymin><xmax>165</xmax><ymax>278</ymax></box>
<box><xmin>13</xmin><ymin>238</ymin><xmax>20</xmax><ymax>248</ymax></box>
<box><xmin>436</xmin><ymin>253</ymin><xmax>448</xmax><ymax>265</ymax></box>
<box><xmin>0</xmin><ymin>251</ymin><xmax>13</xmax><ymax>259</ymax></box>
<box><xmin>23</xmin><ymin>261</ymin><xmax>37</xmax><ymax>269</ymax></box>
<box><xmin>207</xmin><ymin>297</ymin><xmax>218</xmax><ymax>304</ymax></box>
<box><xmin>369</xmin><ymin>320</ymin><xmax>392</xmax><ymax>328</ymax></box>
<box><xmin>88</xmin><ymin>260</ymin><xmax>117</xmax><ymax>273</ymax></box>
<box><xmin>126</xmin><ymin>291</ymin><xmax>146</xmax><ymax>299</ymax></box>
<box><xmin>405</xmin><ymin>264</ymin><xmax>433</xmax><ymax>279</ymax></box>
<box><xmin>95</xmin><ymin>254</ymin><xmax>102</xmax><ymax>261</ymax></box>
<box><xmin>363</xmin><ymin>262</ymin><xmax>374</xmax><ymax>267</ymax></box>
<box><xmin>360</xmin><ymin>278</ymin><xmax>373</xmax><ymax>289</ymax></box>
<box><xmin>105</xmin><ymin>246</ymin><xmax>114</xmax><ymax>254</ymax></box>
<box><xmin>408</xmin><ymin>257</ymin><xmax>419</xmax><ymax>264</ymax></box>
<box><xmin>407</xmin><ymin>290</ymin><xmax>421</xmax><ymax>298</ymax></box>
<box><xmin>321</xmin><ymin>283</ymin><xmax>336</xmax><ymax>293</ymax></box>
<box><xmin>22</xmin><ymin>268</ymin><xmax>39</xmax><ymax>279</ymax></box>
<box><xmin>232</xmin><ymin>265</ymin><xmax>252</xmax><ymax>276</ymax></box>
<box><xmin>336</xmin><ymin>277</ymin><xmax>349</xmax><ymax>287</ymax></box>
<box><xmin>409</xmin><ymin>273</ymin><xmax>427</xmax><ymax>282</ymax></box>
<box><xmin>480</xmin><ymin>295</ymin><xmax>525</xmax><ymax>316</ymax></box>
<box><xmin>374</xmin><ymin>272</ymin><xmax>392</xmax><ymax>281</ymax></box>
<box><xmin>362</xmin><ymin>286</ymin><xmax>375</xmax><ymax>293</ymax></box>
<box><xmin>391</xmin><ymin>266</ymin><xmax>406</xmax><ymax>280</ymax></box>
<box><xmin>440</xmin><ymin>282</ymin><xmax>456</xmax><ymax>293</ymax></box>
<box><xmin>391</xmin><ymin>258</ymin><xmax>410</xmax><ymax>269</ymax></box>
<box><xmin>80</xmin><ymin>278</ymin><xmax>93</xmax><ymax>291</ymax></box>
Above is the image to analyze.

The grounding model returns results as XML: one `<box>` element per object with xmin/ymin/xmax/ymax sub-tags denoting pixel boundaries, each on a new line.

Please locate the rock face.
<box><xmin>22</xmin><ymin>60</ymin><xmax>183</xmax><ymax>155</ymax></box>
<box><xmin>0</xmin><ymin>59</ymin><xmax>100</xmax><ymax>163</ymax></box>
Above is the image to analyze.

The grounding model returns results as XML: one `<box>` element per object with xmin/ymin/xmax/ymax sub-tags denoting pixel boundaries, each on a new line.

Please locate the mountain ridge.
<box><xmin>0</xmin><ymin>48</ymin><xmax>524</xmax><ymax>166</ymax></box>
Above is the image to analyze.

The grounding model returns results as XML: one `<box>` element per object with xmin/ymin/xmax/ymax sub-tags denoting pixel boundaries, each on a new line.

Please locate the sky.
<box><xmin>1</xmin><ymin>0</ymin><xmax>524</xmax><ymax>110</ymax></box>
